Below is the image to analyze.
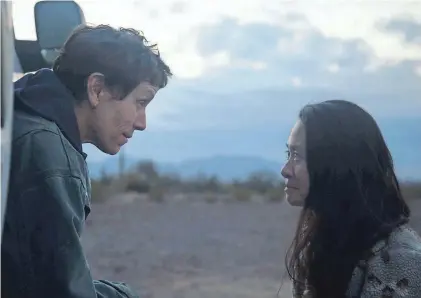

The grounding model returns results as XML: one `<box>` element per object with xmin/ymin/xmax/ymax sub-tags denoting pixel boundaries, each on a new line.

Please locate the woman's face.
<box><xmin>281</xmin><ymin>120</ymin><xmax>310</xmax><ymax>207</ymax></box>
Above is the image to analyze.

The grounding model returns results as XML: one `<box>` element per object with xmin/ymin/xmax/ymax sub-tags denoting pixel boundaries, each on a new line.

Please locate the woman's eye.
<box><xmin>137</xmin><ymin>100</ymin><xmax>148</xmax><ymax>107</ymax></box>
<box><xmin>286</xmin><ymin>150</ymin><xmax>300</xmax><ymax>160</ymax></box>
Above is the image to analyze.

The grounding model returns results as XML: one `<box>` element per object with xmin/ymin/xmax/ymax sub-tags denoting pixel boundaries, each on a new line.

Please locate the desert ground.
<box><xmin>82</xmin><ymin>196</ymin><xmax>421</xmax><ymax>298</ymax></box>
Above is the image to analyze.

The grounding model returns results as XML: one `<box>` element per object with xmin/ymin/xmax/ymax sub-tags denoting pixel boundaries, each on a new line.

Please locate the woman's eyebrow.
<box><xmin>286</xmin><ymin>143</ymin><xmax>299</xmax><ymax>150</ymax></box>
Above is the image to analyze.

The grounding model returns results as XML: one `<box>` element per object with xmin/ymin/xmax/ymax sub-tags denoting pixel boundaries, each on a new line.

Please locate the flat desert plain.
<box><xmin>82</xmin><ymin>197</ymin><xmax>421</xmax><ymax>298</ymax></box>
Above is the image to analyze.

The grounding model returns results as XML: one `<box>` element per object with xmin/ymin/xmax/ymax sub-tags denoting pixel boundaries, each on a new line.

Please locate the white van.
<box><xmin>1</xmin><ymin>0</ymin><xmax>85</xmax><ymax>238</ymax></box>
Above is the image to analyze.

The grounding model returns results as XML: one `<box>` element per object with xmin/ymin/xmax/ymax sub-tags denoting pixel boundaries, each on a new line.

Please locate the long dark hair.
<box><xmin>285</xmin><ymin>100</ymin><xmax>410</xmax><ymax>297</ymax></box>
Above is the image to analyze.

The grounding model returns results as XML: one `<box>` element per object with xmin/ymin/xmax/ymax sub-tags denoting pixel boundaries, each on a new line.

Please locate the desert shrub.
<box><xmin>136</xmin><ymin>160</ymin><xmax>159</xmax><ymax>181</ymax></box>
<box><xmin>265</xmin><ymin>186</ymin><xmax>284</xmax><ymax>202</ymax></box>
<box><xmin>125</xmin><ymin>174</ymin><xmax>150</xmax><ymax>193</ymax></box>
<box><xmin>91</xmin><ymin>177</ymin><xmax>129</xmax><ymax>203</ymax></box>
<box><xmin>108</xmin><ymin>177</ymin><xmax>130</xmax><ymax>195</ymax></box>
<box><xmin>203</xmin><ymin>192</ymin><xmax>218</xmax><ymax>203</ymax></box>
<box><xmin>201</xmin><ymin>175</ymin><xmax>221</xmax><ymax>192</ymax></box>
<box><xmin>90</xmin><ymin>179</ymin><xmax>109</xmax><ymax>203</ymax></box>
<box><xmin>232</xmin><ymin>187</ymin><xmax>252</xmax><ymax>202</ymax></box>
<box><xmin>99</xmin><ymin>167</ymin><xmax>112</xmax><ymax>184</ymax></box>
<box><xmin>243</xmin><ymin>171</ymin><xmax>278</xmax><ymax>194</ymax></box>
<box><xmin>401</xmin><ymin>181</ymin><xmax>421</xmax><ymax>200</ymax></box>
<box><xmin>149</xmin><ymin>187</ymin><xmax>165</xmax><ymax>203</ymax></box>
<box><xmin>155</xmin><ymin>173</ymin><xmax>182</xmax><ymax>193</ymax></box>
<box><xmin>180</xmin><ymin>174</ymin><xmax>222</xmax><ymax>193</ymax></box>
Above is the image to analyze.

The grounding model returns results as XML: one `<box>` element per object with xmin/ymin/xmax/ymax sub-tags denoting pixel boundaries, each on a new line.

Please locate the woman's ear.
<box><xmin>86</xmin><ymin>72</ymin><xmax>105</xmax><ymax>108</ymax></box>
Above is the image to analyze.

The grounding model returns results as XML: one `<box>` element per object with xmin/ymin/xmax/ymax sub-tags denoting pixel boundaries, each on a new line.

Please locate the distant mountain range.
<box><xmin>82</xmin><ymin>103</ymin><xmax>420</xmax><ymax>182</ymax></box>
<box><xmin>87</xmin><ymin>152</ymin><xmax>420</xmax><ymax>183</ymax></box>
<box><xmin>87</xmin><ymin>155</ymin><xmax>283</xmax><ymax>182</ymax></box>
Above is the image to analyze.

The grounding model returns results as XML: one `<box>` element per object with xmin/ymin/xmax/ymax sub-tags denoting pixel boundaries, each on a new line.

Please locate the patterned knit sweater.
<box><xmin>293</xmin><ymin>224</ymin><xmax>421</xmax><ymax>298</ymax></box>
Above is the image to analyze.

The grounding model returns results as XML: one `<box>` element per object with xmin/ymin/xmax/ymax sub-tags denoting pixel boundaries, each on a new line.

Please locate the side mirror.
<box><xmin>34</xmin><ymin>1</ymin><xmax>85</xmax><ymax>64</ymax></box>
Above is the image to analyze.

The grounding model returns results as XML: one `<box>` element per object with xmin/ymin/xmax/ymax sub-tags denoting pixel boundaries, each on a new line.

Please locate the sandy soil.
<box><xmin>81</xmin><ymin>196</ymin><xmax>421</xmax><ymax>298</ymax></box>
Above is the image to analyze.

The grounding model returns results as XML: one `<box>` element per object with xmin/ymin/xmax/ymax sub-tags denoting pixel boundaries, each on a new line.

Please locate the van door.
<box><xmin>1</xmin><ymin>1</ymin><xmax>15</xmax><ymax>238</ymax></box>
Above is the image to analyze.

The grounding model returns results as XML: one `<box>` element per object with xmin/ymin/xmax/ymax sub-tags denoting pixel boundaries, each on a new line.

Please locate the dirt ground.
<box><xmin>81</xmin><ymin>196</ymin><xmax>421</xmax><ymax>298</ymax></box>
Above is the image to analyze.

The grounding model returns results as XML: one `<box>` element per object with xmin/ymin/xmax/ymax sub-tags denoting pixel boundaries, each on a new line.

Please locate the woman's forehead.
<box><xmin>288</xmin><ymin>120</ymin><xmax>306</xmax><ymax>148</ymax></box>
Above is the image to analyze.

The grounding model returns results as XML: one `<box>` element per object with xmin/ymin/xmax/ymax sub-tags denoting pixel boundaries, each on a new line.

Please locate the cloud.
<box><xmin>380</xmin><ymin>16</ymin><xmax>421</xmax><ymax>45</ymax></box>
<box><xmin>196</xmin><ymin>18</ymin><xmax>288</xmax><ymax>61</ymax></box>
<box><xmin>169</xmin><ymin>1</ymin><xmax>188</xmax><ymax>14</ymax></box>
<box><xmin>70</xmin><ymin>4</ymin><xmax>420</xmax><ymax>178</ymax></box>
<box><xmin>194</xmin><ymin>14</ymin><xmax>421</xmax><ymax>88</ymax></box>
<box><xmin>195</xmin><ymin>16</ymin><xmax>418</xmax><ymax>89</ymax></box>
<box><xmin>139</xmin><ymin>13</ymin><xmax>421</xmax><ymax>134</ymax></box>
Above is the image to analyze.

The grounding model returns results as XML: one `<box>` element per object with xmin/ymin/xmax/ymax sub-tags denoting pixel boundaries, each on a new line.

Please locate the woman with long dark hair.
<box><xmin>281</xmin><ymin>100</ymin><xmax>421</xmax><ymax>297</ymax></box>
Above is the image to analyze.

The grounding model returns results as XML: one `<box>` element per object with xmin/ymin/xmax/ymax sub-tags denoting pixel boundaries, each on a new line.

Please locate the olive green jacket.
<box><xmin>2</xmin><ymin>69</ymin><xmax>139</xmax><ymax>298</ymax></box>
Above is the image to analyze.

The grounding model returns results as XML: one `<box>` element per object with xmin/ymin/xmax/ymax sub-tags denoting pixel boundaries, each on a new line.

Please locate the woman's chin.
<box><xmin>286</xmin><ymin>195</ymin><xmax>304</xmax><ymax>207</ymax></box>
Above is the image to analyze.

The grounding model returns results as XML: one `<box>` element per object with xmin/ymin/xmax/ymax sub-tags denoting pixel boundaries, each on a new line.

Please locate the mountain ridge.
<box><xmin>87</xmin><ymin>155</ymin><xmax>283</xmax><ymax>182</ymax></box>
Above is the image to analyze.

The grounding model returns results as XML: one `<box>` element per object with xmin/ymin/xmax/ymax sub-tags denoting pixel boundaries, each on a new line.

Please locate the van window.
<box><xmin>12</xmin><ymin>0</ymin><xmax>37</xmax><ymax>41</ymax></box>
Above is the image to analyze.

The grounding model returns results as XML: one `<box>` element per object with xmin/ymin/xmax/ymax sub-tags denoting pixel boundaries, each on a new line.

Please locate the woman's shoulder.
<box><xmin>348</xmin><ymin>224</ymin><xmax>421</xmax><ymax>297</ymax></box>
<box><xmin>370</xmin><ymin>224</ymin><xmax>421</xmax><ymax>279</ymax></box>
<box><xmin>386</xmin><ymin>224</ymin><xmax>421</xmax><ymax>251</ymax></box>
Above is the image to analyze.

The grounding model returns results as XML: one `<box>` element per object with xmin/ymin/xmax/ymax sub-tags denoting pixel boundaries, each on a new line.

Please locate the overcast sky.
<box><xmin>13</xmin><ymin>0</ymin><xmax>421</xmax><ymax>169</ymax></box>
